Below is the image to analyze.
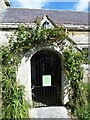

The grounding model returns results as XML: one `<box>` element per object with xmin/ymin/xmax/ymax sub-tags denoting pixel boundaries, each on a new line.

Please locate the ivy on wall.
<box><xmin>0</xmin><ymin>22</ymin><xmax>89</xmax><ymax>119</ymax></box>
<box><xmin>64</xmin><ymin>46</ymin><xmax>89</xmax><ymax>119</ymax></box>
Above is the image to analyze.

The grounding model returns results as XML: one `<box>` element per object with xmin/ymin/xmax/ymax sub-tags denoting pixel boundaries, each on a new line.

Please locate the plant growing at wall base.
<box><xmin>0</xmin><ymin>46</ymin><xmax>30</xmax><ymax>118</ymax></box>
<box><xmin>64</xmin><ymin>46</ymin><xmax>89</xmax><ymax>119</ymax></box>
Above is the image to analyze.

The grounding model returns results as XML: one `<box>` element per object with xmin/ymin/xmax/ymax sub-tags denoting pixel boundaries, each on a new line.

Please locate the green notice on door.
<box><xmin>42</xmin><ymin>75</ymin><xmax>51</xmax><ymax>86</ymax></box>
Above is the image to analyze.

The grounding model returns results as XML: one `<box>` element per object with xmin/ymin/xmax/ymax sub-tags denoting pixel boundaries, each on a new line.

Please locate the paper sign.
<box><xmin>42</xmin><ymin>75</ymin><xmax>51</xmax><ymax>86</ymax></box>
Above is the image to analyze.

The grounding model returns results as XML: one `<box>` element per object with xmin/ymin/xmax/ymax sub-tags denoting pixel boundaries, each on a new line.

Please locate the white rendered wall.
<box><xmin>0</xmin><ymin>30</ymin><xmax>12</xmax><ymax>45</ymax></box>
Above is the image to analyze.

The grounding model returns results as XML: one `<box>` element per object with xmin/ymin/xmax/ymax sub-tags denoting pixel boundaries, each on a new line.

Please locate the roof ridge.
<box><xmin>6</xmin><ymin>8</ymin><xmax>88</xmax><ymax>13</ymax></box>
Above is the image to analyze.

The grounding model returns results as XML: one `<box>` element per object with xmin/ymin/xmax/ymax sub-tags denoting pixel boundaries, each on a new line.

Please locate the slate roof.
<box><xmin>2</xmin><ymin>8</ymin><xmax>89</xmax><ymax>25</ymax></box>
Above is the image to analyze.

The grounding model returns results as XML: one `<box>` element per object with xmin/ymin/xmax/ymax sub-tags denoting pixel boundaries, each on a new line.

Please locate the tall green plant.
<box><xmin>64</xmin><ymin>46</ymin><xmax>89</xmax><ymax>119</ymax></box>
<box><xmin>0</xmin><ymin>46</ymin><xmax>30</xmax><ymax>118</ymax></box>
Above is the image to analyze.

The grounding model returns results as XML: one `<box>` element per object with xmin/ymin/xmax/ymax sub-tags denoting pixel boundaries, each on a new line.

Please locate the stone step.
<box><xmin>29</xmin><ymin>106</ymin><xmax>71</xmax><ymax>119</ymax></box>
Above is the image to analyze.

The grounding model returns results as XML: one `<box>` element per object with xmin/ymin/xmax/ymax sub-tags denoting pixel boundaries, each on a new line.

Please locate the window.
<box><xmin>42</xmin><ymin>21</ymin><xmax>49</xmax><ymax>29</ymax></box>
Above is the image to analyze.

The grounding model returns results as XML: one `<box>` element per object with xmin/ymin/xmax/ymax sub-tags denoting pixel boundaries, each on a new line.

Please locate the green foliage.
<box><xmin>82</xmin><ymin>48</ymin><xmax>89</xmax><ymax>64</ymax></box>
<box><xmin>2</xmin><ymin>84</ymin><xmax>29</xmax><ymax>118</ymax></box>
<box><xmin>64</xmin><ymin>46</ymin><xmax>89</xmax><ymax>119</ymax></box>
<box><xmin>0</xmin><ymin>46</ymin><xmax>30</xmax><ymax>118</ymax></box>
<box><xmin>8</xmin><ymin>24</ymin><xmax>67</xmax><ymax>52</ymax></box>
<box><xmin>0</xmin><ymin>23</ymin><xmax>88</xmax><ymax>119</ymax></box>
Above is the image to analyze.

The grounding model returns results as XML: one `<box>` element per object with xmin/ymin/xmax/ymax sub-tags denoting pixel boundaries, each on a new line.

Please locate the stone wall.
<box><xmin>68</xmin><ymin>31</ymin><xmax>89</xmax><ymax>49</ymax></box>
<box><xmin>83</xmin><ymin>64</ymin><xmax>90</xmax><ymax>83</ymax></box>
<box><xmin>0</xmin><ymin>0</ymin><xmax>7</xmax><ymax>13</ymax></box>
<box><xmin>0</xmin><ymin>0</ymin><xmax>10</xmax><ymax>13</ymax></box>
<box><xmin>0</xmin><ymin>29</ymin><xmax>13</xmax><ymax>45</ymax></box>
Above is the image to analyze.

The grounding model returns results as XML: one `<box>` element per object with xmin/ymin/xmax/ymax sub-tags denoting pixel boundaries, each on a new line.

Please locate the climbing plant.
<box><xmin>64</xmin><ymin>46</ymin><xmax>89</xmax><ymax>119</ymax></box>
<box><xmin>0</xmin><ymin>22</ymin><xmax>89</xmax><ymax>119</ymax></box>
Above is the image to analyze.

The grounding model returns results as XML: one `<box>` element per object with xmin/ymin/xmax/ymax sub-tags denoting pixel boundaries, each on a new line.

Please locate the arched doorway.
<box><xmin>31</xmin><ymin>50</ymin><xmax>62</xmax><ymax>107</ymax></box>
